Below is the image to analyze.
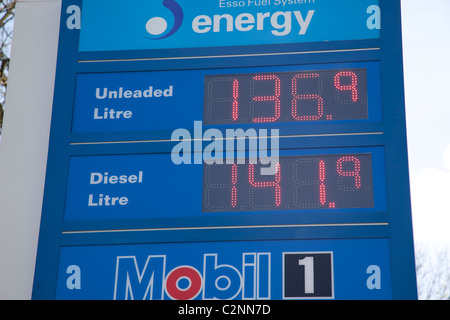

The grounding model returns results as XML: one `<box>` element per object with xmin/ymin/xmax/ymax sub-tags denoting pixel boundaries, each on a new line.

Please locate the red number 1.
<box><xmin>319</xmin><ymin>160</ymin><xmax>326</xmax><ymax>206</ymax></box>
<box><xmin>232</xmin><ymin>79</ymin><xmax>239</xmax><ymax>121</ymax></box>
<box><xmin>231</xmin><ymin>164</ymin><xmax>237</xmax><ymax>207</ymax></box>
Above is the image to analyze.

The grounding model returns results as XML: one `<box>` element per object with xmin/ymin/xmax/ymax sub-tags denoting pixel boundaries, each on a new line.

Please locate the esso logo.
<box><xmin>145</xmin><ymin>0</ymin><xmax>184</xmax><ymax>39</ymax></box>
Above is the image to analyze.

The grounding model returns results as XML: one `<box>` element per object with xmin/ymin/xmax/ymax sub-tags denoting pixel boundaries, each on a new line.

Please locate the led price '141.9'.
<box><xmin>204</xmin><ymin>68</ymin><xmax>368</xmax><ymax>125</ymax></box>
<box><xmin>203</xmin><ymin>154</ymin><xmax>374</xmax><ymax>213</ymax></box>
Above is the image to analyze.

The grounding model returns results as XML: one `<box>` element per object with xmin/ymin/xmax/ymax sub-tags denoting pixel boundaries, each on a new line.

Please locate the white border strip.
<box><xmin>70</xmin><ymin>132</ymin><xmax>384</xmax><ymax>146</ymax></box>
<box><xmin>62</xmin><ymin>222</ymin><xmax>388</xmax><ymax>235</ymax></box>
<box><xmin>78</xmin><ymin>48</ymin><xmax>381</xmax><ymax>63</ymax></box>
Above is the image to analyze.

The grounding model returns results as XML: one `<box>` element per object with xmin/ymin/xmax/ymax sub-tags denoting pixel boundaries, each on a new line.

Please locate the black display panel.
<box><xmin>204</xmin><ymin>68</ymin><xmax>368</xmax><ymax>125</ymax></box>
<box><xmin>203</xmin><ymin>154</ymin><xmax>374</xmax><ymax>213</ymax></box>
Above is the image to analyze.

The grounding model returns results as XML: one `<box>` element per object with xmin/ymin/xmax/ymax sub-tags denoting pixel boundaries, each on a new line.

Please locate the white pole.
<box><xmin>0</xmin><ymin>0</ymin><xmax>61</xmax><ymax>299</ymax></box>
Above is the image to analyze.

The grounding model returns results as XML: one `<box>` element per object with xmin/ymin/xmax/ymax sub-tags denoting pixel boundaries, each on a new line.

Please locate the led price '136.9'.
<box><xmin>204</xmin><ymin>68</ymin><xmax>368</xmax><ymax>125</ymax></box>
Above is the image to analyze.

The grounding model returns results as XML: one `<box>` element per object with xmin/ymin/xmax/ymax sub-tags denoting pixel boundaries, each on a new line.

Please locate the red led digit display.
<box><xmin>202</xmin><ymin>154</ymin><xmax>374</xmax><ymax>213</ymax></box>
<box><xmin>204</xmin><ymin>68</ymin><xmax>368</xmax><ymax>125</ymax></box>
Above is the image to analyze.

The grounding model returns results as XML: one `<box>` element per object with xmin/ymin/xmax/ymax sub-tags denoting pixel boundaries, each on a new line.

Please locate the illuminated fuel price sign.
<box><xmin>203</xmin><ymin>153</ymin><xmax>374</xmax><ymax>213</ymax></box>
<box><xmin>205</xmin><ymin>68</ymin><xmax>368</xmax><ymax>125</ymax></box>
<box><xmin>33</xmin><ymin>0</ymin><xmax>418</xmax><ymax>301</ymax></box>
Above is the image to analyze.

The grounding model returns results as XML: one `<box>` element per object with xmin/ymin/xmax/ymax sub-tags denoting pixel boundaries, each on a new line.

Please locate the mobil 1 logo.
<box><xmin>283</xmin><ymin>252</ymin><xmax>334</xmax><ymax>299</ymax></box>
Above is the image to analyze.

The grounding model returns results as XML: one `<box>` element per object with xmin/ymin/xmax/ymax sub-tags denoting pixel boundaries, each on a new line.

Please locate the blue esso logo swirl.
<box><xmin>146</xmin><ymin>0</ymin><xmax>183</xmax><ymax>39</ymax></box>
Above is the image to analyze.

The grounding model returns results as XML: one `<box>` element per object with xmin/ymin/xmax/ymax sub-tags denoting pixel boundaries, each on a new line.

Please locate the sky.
<box><xmin>401</xmin><ymin>0</ymin><xmax>450</xmax><ymax>245</ymax></box>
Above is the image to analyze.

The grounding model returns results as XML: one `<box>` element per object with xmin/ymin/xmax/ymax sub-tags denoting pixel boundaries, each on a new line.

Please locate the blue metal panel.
<box><xmin>32</xmin><ymin>0</ymin><xmax>417</xmax><ymax>300</ymax></box>
<box><xmin>70</xmin><ymin>55</ymin><xmax>383</xmax><ymax>143</ymax></box>
<box><xmin>71</xmin><ymin>61</ymin><xmax>381</xmax><ymax>134</ymax></box>
<box><xmin>55</xmin><ymin>239</ymin><xmax>391</xmax><ymax>300</ymax></box>
<box><xmin>79</xmin><ymin>0</ymin><xmax>379</xmax><ymax>52</ymax></box>
<box><xmin>63</xmin><ymin>147</ymin><xmax>386</xmax><ymax>222</ymax></box>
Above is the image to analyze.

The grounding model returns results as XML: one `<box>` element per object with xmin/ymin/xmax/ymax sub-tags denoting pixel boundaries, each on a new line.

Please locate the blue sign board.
<box><xmin>32</xmin><ymin>0</ymin><xmax>417</xmax><ymax>300</ymax></box>
<box><xmin>64</xmin><ymin>147</ymin><xmax>387</xmax><ymax>221</ymax></box>
<box><xmin>72</xmin><ymin>62</ymin><xmax>381</xmax><ymax>134</ymax></box>
<box><xmin>79</xmin><ymin>0</ymin><xmax>380</xmax><ymax>52</ymax></box>
<box><xmin>56</xmin><ymin>239</ymin><xmax>392</xmax><ymax>300</ymax></box>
